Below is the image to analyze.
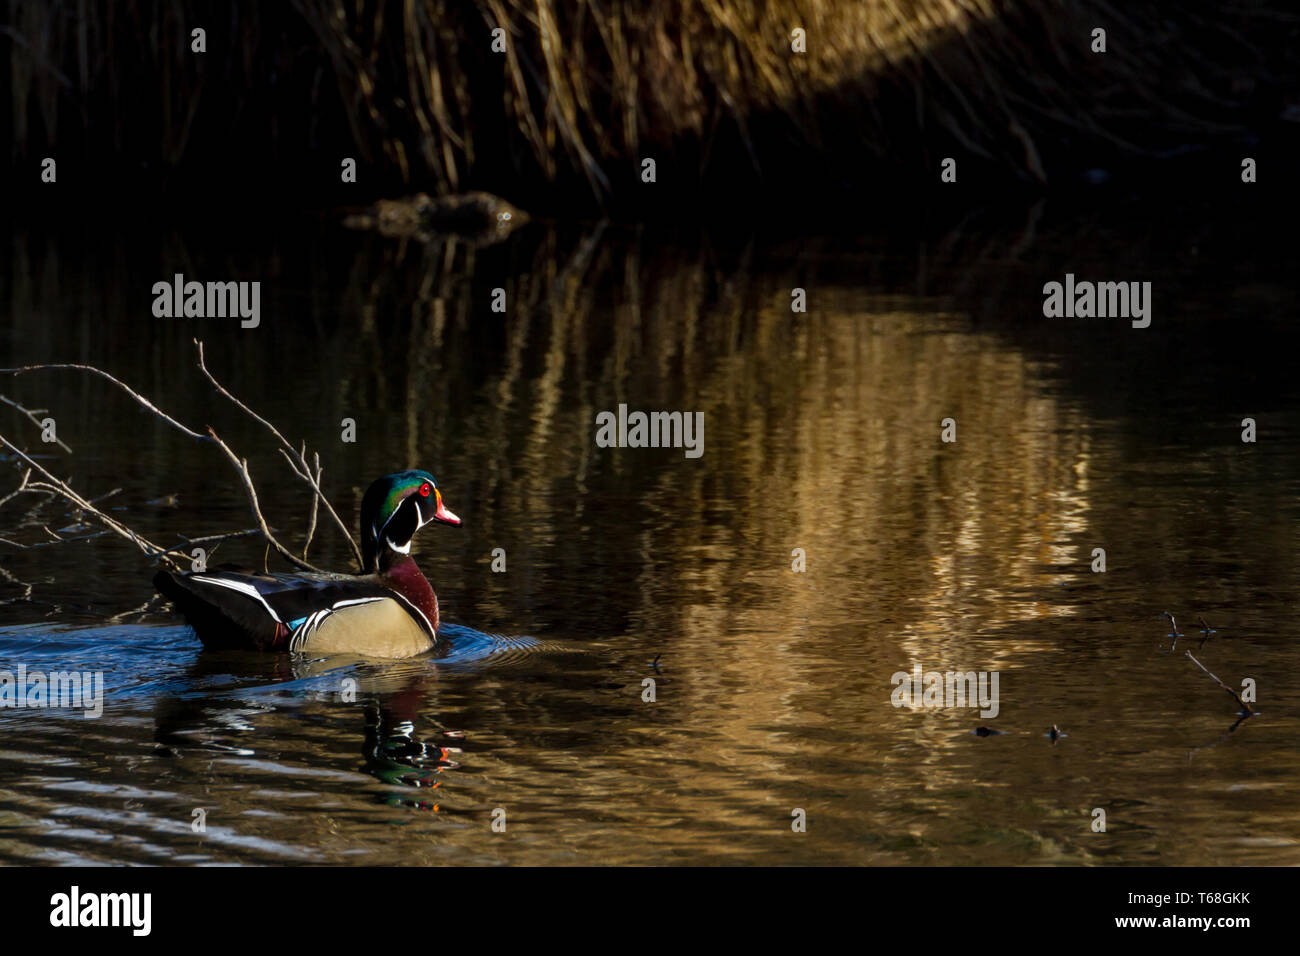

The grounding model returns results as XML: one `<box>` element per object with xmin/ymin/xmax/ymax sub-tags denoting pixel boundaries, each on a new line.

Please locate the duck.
<box><xmin>153</xmin><ymin>470</ymin><xmax>461</xmax><ymax>658</ymax></box>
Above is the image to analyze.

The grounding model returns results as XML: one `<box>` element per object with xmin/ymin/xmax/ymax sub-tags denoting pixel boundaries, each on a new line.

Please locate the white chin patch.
<box><xmin>386</xmin><ymin>538</ymin><xmax>411</xmax><ymax>554</ymax></box>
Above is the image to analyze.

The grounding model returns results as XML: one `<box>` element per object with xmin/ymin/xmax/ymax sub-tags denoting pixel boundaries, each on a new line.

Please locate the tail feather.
<box><xmin>153</xmin><ymin>570</ymin><xmax>288</xmax><ymax>650</ymax></box>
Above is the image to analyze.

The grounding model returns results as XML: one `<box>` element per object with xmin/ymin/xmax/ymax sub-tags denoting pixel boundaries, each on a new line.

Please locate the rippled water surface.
<box><xmin>2</xmin><ymin>201</ymin><xmax>1299</xmax><ymax>864</ymax></box>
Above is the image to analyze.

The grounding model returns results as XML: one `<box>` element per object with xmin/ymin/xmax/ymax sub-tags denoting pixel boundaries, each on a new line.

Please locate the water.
<box><xmin>2</xmin><ymin>199</ymin><xmax>1299</xmax><ymax>865</ymax></box>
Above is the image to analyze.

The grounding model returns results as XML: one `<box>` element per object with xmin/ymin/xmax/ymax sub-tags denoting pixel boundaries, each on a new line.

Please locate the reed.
<box><xmin>4</xmin><ymin>1</ymin><xmax>1292</xmax><ymax>201</ymax></box>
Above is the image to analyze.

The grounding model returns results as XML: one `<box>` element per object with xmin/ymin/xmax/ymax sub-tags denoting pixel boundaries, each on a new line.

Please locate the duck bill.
<box><xmin>433</xmin><ymin>490</ymin><xmax>461</xmax><ymax>526</ymax></box>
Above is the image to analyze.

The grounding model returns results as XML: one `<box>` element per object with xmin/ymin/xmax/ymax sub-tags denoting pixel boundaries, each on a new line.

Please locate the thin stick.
<box><xmin>204</xmin><ymin>427</ymin><xmax>327</xmax><ymax>573</ymax></box>
<box><xmin>0</xmin><ymin>468</ymin><xmax>41</xmax><ymax>509</ymax></box>
<box><xmin>1197</xmin><ymin>615</ymin><xmax>1217</xmax><ymax>649</ymax></box>
<box><xmin>302</xmin><ymin>452</ymin><xmax>322</xmax><ymax>559</ymax></box>
<box><xmin>2</xmin><ymin>529</ymin><xmax>109</xmax><ymax>550</ymax></box>
<box><xmin>0</xmin><ymin>395</ymin><xmax>72</xmax><ymax>451</ymax></box>
<box><xmin>0</xmin><ymin>434</ymin><xmax>184</xmax><ymax>570</ymax></box>
<box><xmin>152</xmin><ymin>528</ymin><xmax>263</xmax><ymax>560</ymax></box>
<box><xmin>2</xmin><ymin>349</ymin><xmax>357</xmax><ymax>573</ymax></box>
<box><xmin>0</xmin><ymin>565</ymin><xmax>35</xmax><ymax>603</ymax></box>
<box><xmin>0</xmin><ymin>363</ymin><xmax>207</xmax><ymax>440</ymax></box>
<box><xmin>195</xmin><ymin>340</ymin><xmax>362</xmax><ymax>567</ymax></box>
<box><xmin>1185</xmin><ymin>650</ymin><xmax>1255</xmax><ymax>716</ymax></box>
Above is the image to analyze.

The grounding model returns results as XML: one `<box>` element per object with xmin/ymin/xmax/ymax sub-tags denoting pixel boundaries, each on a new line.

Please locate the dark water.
<box><xmin>2</xmin><ymin>200</ymin><xmax>1299</xmax><ymax>865</ymax></box>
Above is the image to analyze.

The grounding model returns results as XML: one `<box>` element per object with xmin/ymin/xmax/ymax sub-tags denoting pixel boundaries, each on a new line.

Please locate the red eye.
<box><xmin>419</xmin><ymin>482</ymin><xmax>431</xmax><ymax>497</ymax></box>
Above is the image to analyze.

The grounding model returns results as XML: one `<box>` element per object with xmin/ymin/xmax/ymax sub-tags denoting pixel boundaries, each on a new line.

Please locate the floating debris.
<box><xmin>1162</xmin><ymin>611</ymin><xmax>1185</xmax><ymax>652</ymax></box>
<box><xmin>1163</xmin><ymin>611</ymin><xmax>1184</xmax><ymax>638</ymax></box>
<box><xmin>1197</xmin><ymin>616</ymin><xmax>1218</xmax><ymax>648</ymax></box>
<box><xmin>1185</xmin><ymin>650</ymin><xmax>1255</xmax><ymax>718</ymax></box>
<box><xmin>342</xmin><ymin>192</ymin><xmax>528</xmax><ymax>245</ymax></box>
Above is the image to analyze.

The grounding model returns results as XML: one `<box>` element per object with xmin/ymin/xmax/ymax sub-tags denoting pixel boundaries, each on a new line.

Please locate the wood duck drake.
<box><xmin>154</xmin><ymin>471</ymin><xmax>461</xmax><ymax>658</ymax></box>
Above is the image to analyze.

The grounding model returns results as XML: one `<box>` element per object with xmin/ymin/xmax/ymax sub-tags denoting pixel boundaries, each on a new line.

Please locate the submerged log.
<box><xmin>341</xmin><ymin>192</ymin><xmax>529</xmax><ymax>242</ymax></box>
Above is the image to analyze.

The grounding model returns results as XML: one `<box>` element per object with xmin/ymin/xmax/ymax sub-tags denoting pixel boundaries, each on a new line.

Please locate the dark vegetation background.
<box><xmin>3</xmin><ymin>0</ymin><xmax>1299</xmax><ymax>222</ymax></box>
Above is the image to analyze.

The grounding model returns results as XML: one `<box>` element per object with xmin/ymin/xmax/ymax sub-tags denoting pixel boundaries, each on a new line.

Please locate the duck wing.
<box><xmin>154</xmin><ymin>568</ymin><xmax>435</xmax><ymax>651</ymax></box>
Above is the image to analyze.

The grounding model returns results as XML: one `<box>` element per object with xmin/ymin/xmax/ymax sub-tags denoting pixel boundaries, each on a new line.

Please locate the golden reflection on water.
<box><xmin>2</xmin><ymin>217</ymin><xmax>1300</xmax><ymax>864</ymax></box>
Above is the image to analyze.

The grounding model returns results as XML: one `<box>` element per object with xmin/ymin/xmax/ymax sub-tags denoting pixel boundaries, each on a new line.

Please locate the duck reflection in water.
<box><xmin>362</xmin><ymin>677</ymin><xmax>461</xmax><ymax>810</ymax></box>
<box><xmin>152</xmin><ymin>653</ymin><xmax>461</xmax><ymax>810</ymax></box>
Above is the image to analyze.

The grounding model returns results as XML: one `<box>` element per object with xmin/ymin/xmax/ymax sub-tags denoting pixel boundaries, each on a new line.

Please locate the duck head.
<box><xmin>360</xmin><ymin>470</ymin><xmax>460</xmax><ymax>573</ymax></box>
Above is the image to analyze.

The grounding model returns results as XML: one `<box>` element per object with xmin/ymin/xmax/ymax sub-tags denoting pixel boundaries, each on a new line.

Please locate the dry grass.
<box><xmin>4</xmin><ymin>0</ymin><xmax>1296</xmax><ymax>196</ymax></box>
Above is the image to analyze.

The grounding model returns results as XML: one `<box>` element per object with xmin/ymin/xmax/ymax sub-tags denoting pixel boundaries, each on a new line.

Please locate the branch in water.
<box><xmin>0</xmin><ymin>363</ymin><xmax>208</xmax><ymax>440</ymax></box>
<box><xmin>0</xmin><ymin>394</ymin><xmax>72</xmax><ymax>452</ymax></box>
<box><xmin>0</xmin><ymin>468</ymin><xmax>48</xmax><ymax>511</ymax></box>
<box><xmin>203</xmin><ymin>427</ymin><xmax>328</xmax><ymax>573</ymax></box>
<box><xmin>151</xmin><ymin>528</ymin><xmax>264</xmax><ymax>560</ymax></box>
<box><xmin>302</xmin><ymin>451</ymin><xmax>322</xmax><ymax>560</ymax></box>
<box><xmin>194</xmin><ymin>339</ymin><xmax>363</xmax><ymax>568</ymax></box>
<box><xmin>1185</xmin><ymin>650</ymin><xmax>1255</xmax><ymax>717</ymax></box>
<box><xmin>0</xmin><ymin>565</ymin><xmax>34</xmax><ymax>604</ymax></box>
<box><xmin>1</xmin><ymin>350</ymin><xmax>355</xmax><ymax>576</ymax></box>
<box><xmin>0</xmin><ymin>434</ymin><xmax>185</xmax><ymax>570</ymax></box>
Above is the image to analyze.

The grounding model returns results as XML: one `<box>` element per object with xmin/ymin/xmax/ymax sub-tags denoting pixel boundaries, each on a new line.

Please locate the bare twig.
<box><xmin>0</xmin><ymin>565</ymin><xmax>35</xmax><ymax>604</ymax></box>
<box><xmin>0</xmin><ymin>394</ymin><xmax>72</xmax><ymax>451</ymax></box>
<box><xmin>303</xmin><ymin>451</ymin><xmax>322</xmax><ymax>560</ymax></box>
<box><xmin>1185</xmin><ymin>650</ymin><xmax>1255</xmax><ymax>717</ymax></box>
<box><xmin>89</xmin><ymin>488</ymin><xmax>122</xmax><ymax>506</ymax></box>
<box><xmin>152</xmin><ymin>528</ymin><xmax>263</xmax><ymax>560</ymax></box>
<box><xmin>1162</xmin><ymin>610</ymin><xmax>1184</xmax><ymax>653</ymax></box>
<box><xmin>0</xmin><ymin>363</ymin><xmax>207</xmax><ymax>439</ymax></box>
<box><xmin>203</xmin><ymin>427</ymin><xmax>327</xmax><ymax>573</ymax></box>
<box><xmin>195</xmin><ymin>340</ymin><xmax>362</xmax><ymax>567</ymax></box>
<box><xmin>0</xmin><ymin>434</ymin><xmax>184</xmax><ymax>570</ymax></box>
<box><xmin>1</xmin><ymin>348</ymin><xmax>358</xmax><ymax>576</ymax></box>
<box><xmin>0</xmin><ymin>468</ymin><xmax>42</xmax><ymax>509</ymax></box>
<box><xmin>1</xmin><ymin>529</ymin><xmax>109</xmax><ymax>550</ymax></box>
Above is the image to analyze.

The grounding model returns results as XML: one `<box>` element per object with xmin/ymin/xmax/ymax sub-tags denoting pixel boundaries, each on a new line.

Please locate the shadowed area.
<box><xmin>4</xmin><ymin>1</ymin><xmax>1296</xmax><ymax>210</ymax></box>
